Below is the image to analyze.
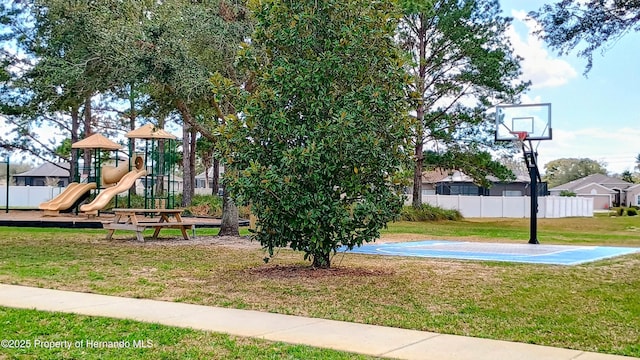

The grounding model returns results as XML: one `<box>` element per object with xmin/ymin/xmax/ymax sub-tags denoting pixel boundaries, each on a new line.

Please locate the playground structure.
<box><xmin>78</xmin><ymin>160</ymin><xmax>146</xmax><ymax>216</ymax></box>
<box><xmin>125</xmin><ymin>124</ymin><xmax>179</xmax><ymax>211</ymax></box>
<box><xmin>101</xmin><ymin>154</ymin><xmax>145</xmax><ymax>187</ymax></box>
<box><xmin>39</xmin><ymin>182</ymin><xmax>97</xmax><ymax>216</ymax></box>
<box><xmin>38</xmin><ymin>125</ymin><xmax>179</xmax><ymax>216</ymax></box>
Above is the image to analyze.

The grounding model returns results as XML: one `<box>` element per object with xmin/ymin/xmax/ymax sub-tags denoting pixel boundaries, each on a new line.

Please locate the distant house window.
<box><xmin>590</xmin><ymin>189</ymin><xmax>597</xmax><ymax>195</ymax></box>
<box><xmin>503</xmin><ymin>190</ymin><xmax>522</xmax><ymax>197</ymax></box>
<box><xmin>637</xmin><ymin>195</ymin><xmax>640</xmax><ymax>206</ymax></box>
<box><xmin>422</xmin><ymin>189</ymin><xmax>436</xmax><ymax>195</ymax></box>
<box><xmin>450</xmin><ymin>184</ymin><xmax>478</xmax><ymax>195</ymax></box>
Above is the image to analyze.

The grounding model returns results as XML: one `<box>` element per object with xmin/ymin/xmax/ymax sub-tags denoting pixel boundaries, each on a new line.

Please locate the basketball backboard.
<box><xmin>495</xmin><ymin>103</ymin><xmax>552</xmax><ymax>141</ymax></box>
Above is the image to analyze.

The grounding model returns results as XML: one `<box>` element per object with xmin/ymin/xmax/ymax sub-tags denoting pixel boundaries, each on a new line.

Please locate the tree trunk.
<box><xmin>204</xmin><ymin>165</ymin><xmax>210</xmax><ymax>190</ymax></box>
<box><xmin>128</xmin><ymin>87</ymin><xmax>137</xmax><ymax>196</ymax></box>
<box><xmin>312</xmin><ymin>252</ymin><xmax>331</xmax><ymax>269</ymax></box>
<box><xmin>412</xmin><ymin>138</ymin><xmax>424</xmax><ymax>208</ymax></box>
<box><xmin>70</xmin><ymin>106</ymin><xmax>79</xmax><ymax>183</ymax></box>
<box><xmin>189</xmin><ymin>126</ymin><xmax>197</xmax><ymax>198</ymax></box>
<box><xmin>218</xmin><ymin>185</ymin><xmax>239</xmax><ymax>236</ymax></box>
<box><xmin>156</xmin><ymin>139</ymin><xmax>165</xmax><ymax>195</ymax></box>
<box><xmin>212</xmin><ymin>158</ymin><xmax>220</xmax><ymax>195</ymax></box>
<box><xmin>412</xmin><ymin>15</ymin><xmax>428</xmax><ymax>208</ymax></box>
<box><xmin>182</xmin><ymin>123</ymin><xmax>193</xmax><ymax>207</ymax></box>
<box><xmin>412</xmin><ymin>118</ymin><xmax>424</xmax><ymax>208</ymax></box>
<box><xmin>82</xmin><ymin>97</ymin><xmax>92</xmax><ymax>181</ymax></box>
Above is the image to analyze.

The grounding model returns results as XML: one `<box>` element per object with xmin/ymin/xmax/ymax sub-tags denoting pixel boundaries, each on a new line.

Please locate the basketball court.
<box><xmin>342</xmin><ymin>240</ymin><xmax>640</xmax><ymax>265</ymax></box>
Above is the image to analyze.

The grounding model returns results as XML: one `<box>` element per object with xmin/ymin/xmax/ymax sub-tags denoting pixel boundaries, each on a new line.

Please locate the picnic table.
<box><xmin>103</xmin><ymin>208</ymin><xmax>193</xmax><ymax>242</ymax></box>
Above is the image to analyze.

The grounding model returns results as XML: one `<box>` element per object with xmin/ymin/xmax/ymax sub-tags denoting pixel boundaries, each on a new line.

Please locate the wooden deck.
<box><xmin>0</xmin><ymin>210</ymin><xmax>247</xmax><ymax>232</ymax></box>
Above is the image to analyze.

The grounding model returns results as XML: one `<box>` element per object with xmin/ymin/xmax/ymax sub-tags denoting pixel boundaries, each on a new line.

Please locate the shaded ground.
<box><xmin>127</xmin><ymin>234</ymin><xmax>422</xmax><ymax>248</ymax></box>
<box><xmin>132</xmin><ymin>235</ymin><xmax>260</xmax><ymax>248</ymax></box>
<box><xmin>246</xmin><ymin>264</ymin><xmax>395</xmax><ymax>278</ymax></box>
<box><xmin>134</xmin><ymin>234</ymin><xmax>416</xmax><ymax>277</ymax></box>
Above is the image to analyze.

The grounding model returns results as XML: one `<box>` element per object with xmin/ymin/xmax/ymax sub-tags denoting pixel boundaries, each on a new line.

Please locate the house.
<box><xmin>195</xmin><ymin>164</ymin><xmax>224</xmax><ymax>190</ymax></box>
<box><xmin>138</xmin><ymin>175</ymin><xmax>183</xmax><ymax>193</ymax></box>
<box><xmin>548</xmin><ymin>174</ymin><xmax>634</xmax><ymax>209</ymax></box>
<box><xmin>13</xmin><ymin>162</ymin><xmax>70</xmax><ymax>187</ymax></box>
<box><xmin>626</xmin><ymin>183</ymin><xmax>640</xmax><ymax>207</ymax></box>
<box><xmin>419</xmin><ymin>169</ymin><xmax>547</xmax><ymax>197</ymax></box>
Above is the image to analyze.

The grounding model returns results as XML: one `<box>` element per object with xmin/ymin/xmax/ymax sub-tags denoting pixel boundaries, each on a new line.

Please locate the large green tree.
<box><xmin>530</xmin><ymin>1</ymin><xmax>640</xmax><ymax>74</ymax></box>
<box><xmin>1</xmin><ymin>1</ymin><xmax>160</xmax><ymax>177</ymax></box>
<box><xmin>127</xmin><ymin>0</ymin><xmax>252</xmax><ymax>224</ymax></box>
<box><xmin>398</xmin><ymin>0</ymin><xmax>529</xmax><ymax>207</ymax></box>
<box><xmin>220</xmin><ymin>0</ymin><xmax>411</xmax><ymax>268</ymax></box>
<box><xmin>0</xmin><ymin>0</ymin><xmax>128</xmax><ymax>176</ymax></box>
<box><xmin>1</xmin><ymin>0</ymin><xmax>252</xmax><ymax>230</ymax></box>
<box><xmin>543</xmin><ymin>158</ymin><xmax>608</xmax><ymax>187</ymax></box>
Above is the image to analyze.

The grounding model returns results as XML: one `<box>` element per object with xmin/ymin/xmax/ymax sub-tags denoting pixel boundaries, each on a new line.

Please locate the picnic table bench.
<box><xmin>103</xmin><ymin>208</ymin><xmax>194</xmax><ymax>242</ymax></box>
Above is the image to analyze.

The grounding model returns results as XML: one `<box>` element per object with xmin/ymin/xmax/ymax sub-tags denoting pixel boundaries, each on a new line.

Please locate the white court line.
<box><xmin>381</xmin><ymin>241</ymin><xmax>593</xmax><ymax>256</ymax></box>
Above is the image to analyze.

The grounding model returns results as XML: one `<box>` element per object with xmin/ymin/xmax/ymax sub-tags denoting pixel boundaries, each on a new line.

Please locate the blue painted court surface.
<box><xmin>341</xmin><ymin>240</ymin><xmax>640</xmax><ymax>265</ymax></box>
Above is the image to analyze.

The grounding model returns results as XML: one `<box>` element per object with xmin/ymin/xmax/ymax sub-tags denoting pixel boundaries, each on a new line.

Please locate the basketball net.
<box><xmin>510</xmin><ymin>131</ymin><xmax>529</xmax><ymax>152</ymax></box>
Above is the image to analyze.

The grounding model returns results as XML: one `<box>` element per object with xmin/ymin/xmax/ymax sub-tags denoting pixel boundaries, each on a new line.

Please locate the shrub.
<box><xmin>559</xmin><ymin>190</ymin><xmax>576</xmax><ymax>197</ymax></box>
<box><xmin>183</xmin><ymin>194</ymin><xmax>250</xmax><ymax>219</ymax></box>
<box><xmin>184</xmin><ymin>195</ymin><xmax>223</xmax><ymax>217</ymax></box>
<box><xmin>109</xmin><ymin>194</ymin><xmax>145</xmax><ymax>209</ymax></box>
<box><xmin>400</xmin><ymin>204</ymin><xmax>463</xmax><ymax>222</ymax></box>
<box><xmin>627</xmin><ymin>208</ymin><xmax>638</xmax><ymax>216</ymax></box>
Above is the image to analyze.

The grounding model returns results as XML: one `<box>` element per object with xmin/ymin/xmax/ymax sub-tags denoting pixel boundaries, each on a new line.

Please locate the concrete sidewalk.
<box><xmin>0</xmin><ymin>284</ymin><xmax>635</xmax><ymax>360</ymax></box>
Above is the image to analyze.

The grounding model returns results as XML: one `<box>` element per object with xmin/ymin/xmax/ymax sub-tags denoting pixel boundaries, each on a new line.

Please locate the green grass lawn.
<box><xmin>0</xmin><ymin>307</ymin><xmax>377</xmax><ymax>359</ymax></box>
<box><xmin>383</xmin><ymin>216</ymin><xmax>640</xmax><ymax>246</ymax></box>
<box><xmin>0</xmin><ymin>216</ymin><xmax>639</xmax><ymax>357</ymax></box>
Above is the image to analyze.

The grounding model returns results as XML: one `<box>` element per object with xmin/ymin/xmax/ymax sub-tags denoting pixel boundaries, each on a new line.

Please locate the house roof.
<box><xmin>72</xmin><ymin>133</ymin><xmax>123</xmax><ymax>150</ymax></box>
<box><xmin>550</xmin><ymin>174</ymin><xmax>633</xmax><ymax>191</ymax></box>
<box><xmin>14</xmin><ymin>162</ymin><xmax>70</xmax><ymax>178</ymax></box>
<box><xmin>421</xmin><ymin>169</ymin><xmax>449</xmax><ymax>183</ymax></box>
<box><xmin>573</xmin><ymin>182</ymin><xmax>616</xmax><ymax>194</ymax></box>
<box><xmin>422</xmin><ymin>169</ymin><xmax>530</xmax><ymax>184</ymax></box>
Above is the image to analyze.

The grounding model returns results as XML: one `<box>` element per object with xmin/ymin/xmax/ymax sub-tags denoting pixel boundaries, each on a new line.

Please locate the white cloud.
<box><xmin>520</xmin><ymin>94</ymin><xmax>543</xmax><ymax>104</ymax></box>
<box><xmin>507</xmin><ymin>10</ymin><xmax>578</xmax><ymax>89</ymax></box>
<box><xmin>535</xmin><ymin>127</ymin><xmax>640</xmax><ymax>174</ymax></box>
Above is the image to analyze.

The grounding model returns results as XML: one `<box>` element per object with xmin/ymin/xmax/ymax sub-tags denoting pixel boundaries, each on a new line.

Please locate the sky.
<box><xmin>500</xmin><ymin>0</ymin><xmax>640</xmax><ymax>174</ymax></box>
<box><xmin>2</xmin><ymin>1</ymin><xmax>639</xmax><ymax>175</ymax></box>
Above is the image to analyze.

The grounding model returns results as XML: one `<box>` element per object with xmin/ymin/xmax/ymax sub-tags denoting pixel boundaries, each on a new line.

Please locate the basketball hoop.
<box><xmin>510</xmin><ymin>131</ymin><xmax>528</xmax><ymax>142</ymax></box>
<box><xmin>510</xmin><ymin>131</ymin><xmax>528</xmax><ymax>151</ymax></box>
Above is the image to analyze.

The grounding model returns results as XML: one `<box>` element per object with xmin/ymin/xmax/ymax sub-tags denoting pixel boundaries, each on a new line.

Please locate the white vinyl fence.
<box><xmin>0</xmin><ymin>186</ymin><xmax>65</xmax><ymax>209</ymax></box>
<box><xmin>408</xmin><ymin>195</ymin><xmax>593</xmax><ymax>218</ymax></box>
<box><xmin>2</xmin><ymin>186</ymin><xmax>594</xmax><ymax>218</ymax></box>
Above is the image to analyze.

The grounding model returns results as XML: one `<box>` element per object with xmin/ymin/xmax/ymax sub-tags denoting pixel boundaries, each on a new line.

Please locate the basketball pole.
<box><xmin>523</xmin><ymin>141</ymin><xmax>540</xmax><ymax>245</ymax></box>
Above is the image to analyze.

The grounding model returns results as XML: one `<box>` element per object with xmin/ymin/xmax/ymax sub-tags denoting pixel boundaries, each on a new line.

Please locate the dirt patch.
<box><xmin>246</xmin><ymin>264</ymin><xmax>395</xmax><ymax>278</ymax></box>
<box><xmin>130</xmin><ymin>235</ymin><xmax>261</xmax><ymax>249</ymax></box>
<box><xmin>126</xmin><ymin>234</ymin><xmax>431</xmax><ymax>249</ymax></box>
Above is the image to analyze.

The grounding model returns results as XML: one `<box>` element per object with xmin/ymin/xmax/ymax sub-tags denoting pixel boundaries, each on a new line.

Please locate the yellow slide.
<box><xmin>102</xmin><ymin>154</ymin><xmax>145</xmax><ymax>187</ymax></box>
<box><xmin>80</xmin><ymin>169</ymin><xmax>147</xmax><ymax>214</ymax></box>
<box><xmin>39</xmin><ymin>182</ymin><xmax>97</xmax><ymax>215</ymax></box>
